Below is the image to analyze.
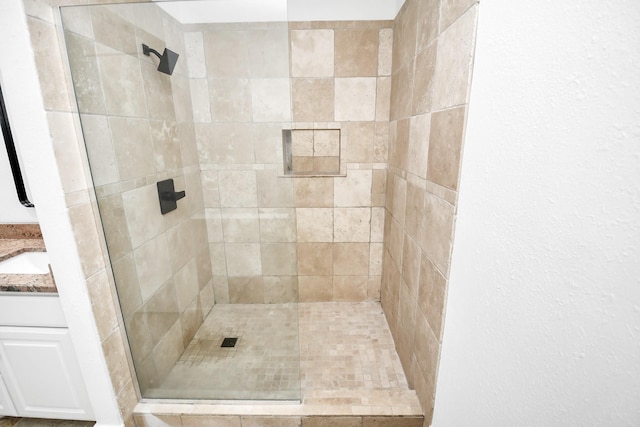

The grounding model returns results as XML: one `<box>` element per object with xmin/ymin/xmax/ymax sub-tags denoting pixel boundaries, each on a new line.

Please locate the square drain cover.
<box><xmin>221</xmin><ymin>337</ymin><xmax>238</xmax><ymax>348</ymax></box>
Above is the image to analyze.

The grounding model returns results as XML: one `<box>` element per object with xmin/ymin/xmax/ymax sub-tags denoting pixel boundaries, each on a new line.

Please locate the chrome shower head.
<box><xmin>142</xmin><ymin>43</ymin><xmax>179</xmax><ymax>76</ymax></box>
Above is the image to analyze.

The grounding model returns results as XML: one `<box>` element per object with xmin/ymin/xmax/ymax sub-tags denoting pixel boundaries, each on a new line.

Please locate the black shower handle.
<box><xmin>157</xmin><ymin>178</ymin><xmax>186</xmax><ymax>214</ymax></box>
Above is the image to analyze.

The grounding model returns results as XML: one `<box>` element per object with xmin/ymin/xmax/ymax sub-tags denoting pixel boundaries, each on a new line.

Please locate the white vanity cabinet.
<box><xmin>0</xmin><ymin>294</ymin><xmax>93</xmax><ymax>420</ymax></box>
<box><xmin>0</xmin><ymin>371</ymin><xmax>18</xmax><ymax>416</ymax></box>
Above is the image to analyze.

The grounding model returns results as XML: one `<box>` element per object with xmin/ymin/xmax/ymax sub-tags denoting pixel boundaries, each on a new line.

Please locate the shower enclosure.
<box><xmin>60</xmin><ymin>0</ymin><xmax>390</xmax><ymax>404</ymax></box>
<box><xmin>61</xmin><ymin>0</ymin><xmax>300</xmax><ymax>401</ymax></box>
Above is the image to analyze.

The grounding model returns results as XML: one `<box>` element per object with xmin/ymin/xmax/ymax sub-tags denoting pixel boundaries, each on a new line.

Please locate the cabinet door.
<box><xmin>0</xmin><ymin>374</ymin><xmax>17</xmax><ymax>416</ymax></box>
<box><xmin>0</xmin><ymin>327</ymin><xmax>93</xmax><ymax>420</ymax></box>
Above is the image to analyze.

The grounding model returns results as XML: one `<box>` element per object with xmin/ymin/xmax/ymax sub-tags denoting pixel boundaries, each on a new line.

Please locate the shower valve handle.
<box><xmin>157</xmin><ymin>179</ymin><xmax>186</xmax><ymax>215</ymax></box>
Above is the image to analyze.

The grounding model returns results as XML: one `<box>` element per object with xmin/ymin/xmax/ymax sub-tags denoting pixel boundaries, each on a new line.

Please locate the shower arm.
<box><xmin>142</xmin><ymin>44</ymin><xmax>162</xmax><ymax>60</ymax></box>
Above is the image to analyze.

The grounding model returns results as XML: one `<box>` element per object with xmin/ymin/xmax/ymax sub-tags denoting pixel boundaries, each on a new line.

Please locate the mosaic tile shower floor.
<box><xmin>142</xmin><ymin>302</ymin><xmax>421</xmax><ymax>417</ymax></box>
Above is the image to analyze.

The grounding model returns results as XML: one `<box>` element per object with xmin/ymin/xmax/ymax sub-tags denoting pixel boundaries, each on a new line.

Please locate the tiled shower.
<box><xmin>28</xmin><ymin>0</ymin><xmax>480</xmax><ymax>424</ymax></box>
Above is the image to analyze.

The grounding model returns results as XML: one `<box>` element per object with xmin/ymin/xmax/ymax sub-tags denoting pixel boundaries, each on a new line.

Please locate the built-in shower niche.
<box><xmin>283</xmin><ymin>128</ymin><xmax>342</xmax><ymax>176</ymax></box>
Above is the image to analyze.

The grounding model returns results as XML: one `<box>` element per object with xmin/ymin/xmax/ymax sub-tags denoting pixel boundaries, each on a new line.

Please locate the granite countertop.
<box><xmin>0</xmin><ymin>225</ymin><xmax>57</xmax><ymax>293</ymax></box>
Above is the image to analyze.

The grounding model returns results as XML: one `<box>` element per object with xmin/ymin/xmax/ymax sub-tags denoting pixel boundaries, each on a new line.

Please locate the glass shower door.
<box><xmin>61</xmin><ymin>0</ymin><xmax>300</xmax><ymax>401</ymax></box>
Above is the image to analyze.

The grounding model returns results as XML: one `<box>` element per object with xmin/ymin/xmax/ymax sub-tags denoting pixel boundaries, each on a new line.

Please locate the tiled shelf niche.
<box><xmin>283</xmin><ymin>126</ymin><xmax>343</xmax><ymax>177</ymax></box>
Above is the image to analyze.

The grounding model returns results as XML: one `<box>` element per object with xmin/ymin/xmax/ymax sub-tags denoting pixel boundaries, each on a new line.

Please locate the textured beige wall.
<box><xmin>381</xmin><ymin>0</ymin><xmax>478</xmax><ymax>424</ymax></box>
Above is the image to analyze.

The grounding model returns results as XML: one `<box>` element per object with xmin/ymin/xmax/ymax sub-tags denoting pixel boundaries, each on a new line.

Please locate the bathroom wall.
<box><xmin>61</xmin><ymin>3</ymin><xmax>214</xmax><ymax>394</ymax></box>
<box><xmin>381</xmin><ymin>0</ymin><xmax>478</xmax><ymax>423</ymax></box>
<box><xmin>433</xmin><ymin>1</ymin><xmax>640</xmax><ymax>425</ymax></box>
<box><xmin>187</xmin><ymin>20</ymin><xmax>393</xmax><ymax>303</ymax></box>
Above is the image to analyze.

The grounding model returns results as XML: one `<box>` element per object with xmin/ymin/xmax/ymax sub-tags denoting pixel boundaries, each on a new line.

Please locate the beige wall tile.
<box><xmin>196</xmin><ymin>123</ymin><xmax>254</xmax><ymax>164</ymax></box>
<box><xmin>174</xmin><ymin>259</ymin><xmax>199</xmax><ymax>311</ymax></box>
<box><xmin>251</xmin><ymin>78</ymin><xmax>292</xmax><ymax>122</ymax></box>
<box><xmin>197</xmin><ymin>249</ymin><xmax>214</xmax><ymax>289</ymax></box>
<box><xmin>396</xmin><ymin>281</ymin><xmax>417</xmax><ymax>376</ymax></box>
<box><xmin>98</xmin><ymin>47</ymin><xmax>148</xmax><ymax>117</ymax></box>
<box><xmin>290</xmin><ymin>29</ymin><xmax>334</xmax><ymax>77</ymax></box>
<box><xmin>110</xmin><ymin>117</ymin><xmax>155</xmax><ymax>180</ymax></box>
<box><xmin>298</xmin><ymin>276</ymin><xmax>333</xmax><ymax>302</ymax></box>
<box><xmin>392</xmin><ymin>0</ymin><xmax>418</xmax><ymax>73</ymax></box>
<box><xmin>343</xmin><ymin>122</ymin><xmax>374</xmax><ymax>163</ymax></box>
<box><xmin>134</xmin><ymin>234</ymin><xmax>172</xmax><ymax>301</ymax></box>
<box><xmin>247</xmin><ymin>28</ymin><xmax>290</xmax><ymax>78</ymax></box>
<box><xmin>185</xmin><ymin>31</ymin><xmax>206</xmax><ymax>79</ymax></box>
<box><xmin>418</xmin><ymin>254</ymin><xmax>447</xmax><ymax>340</ymax></box>
<box><xmin>182</xmin><ymin>416</ymin><xmax>241</xmax><ymax>427</ymax></box>
<box><xmin>367</xmin><ymin>276</ymin><xmax>381</xmax><ymax>301</ymax></box>
<box><xmin>401</xmin><ymin>237</ymin><xmax>421</xmax><ymax>296</ymax></box>
<box><xmin>28</xmin><ymin>17</ymin><xmax>73</xmax><ymax>111</ymax></box>
<box><xmin>375</xmin><ymin>77</ymin><xmax>392</xmax><ymax>122</ymax></box>
<box><xmin>68</xmin><ymin>203</ymin><xmax>105</xmax><ymax>278</ymax></box>
<box><xmin>420</xmin><ymin>192</ymin><xmax>454</xmax><ymax>277</ymax></box>
<box><xmin>302</xmin><ymin>418</ymin><xmax>361</xmax><ymax>427</ymax></box>
<box><xmin>412</xmin><ymin>355</ymin><xmax>435</xmax><ymax>425</ymax></box>
<box><xmin>122</xmin><ymin>184</ymin><xmax>164</xmax><ymax>248</ymax></box>
<box><xmin>404</xmin><ymin>181</ymin><xmax>426</xmax><ymax>240</ymax></box>
<box><xmin>261</xmin><ymin>243</ymin><xmax>297</xmax><ymax>276</ymax></box>
<box><xmin>102</xmin><ymin>328</ymin><xmax>132</xmax><ymax>396</ymax></box>
<box><xmin>180</xmin><ymin>294</ymin><xmax>203</xmax><ymax>347</ymax></box>
<box><xmin>90</xmin><ymin>6</ymin><xmax>137</xmax><ymax>55</ymax></box>
<box><xmin>259</xmin><ymin>208</ymin><xmax>297</xmax><ymax>242</ymax></box>
<box><xmin>218</xmin><ymin>170</ymin><xmax>257</xmax><ymax>207</ymax></box>
<box><xmin>335</xmin><ymin>29</ymin><xmax>379</xmax><ymax>77</ymax></box>
<box><xmin>296</xmin><ymin>208</ymin><xmax>333</xmax><ymax>242</ymax></box>
<box><xmin>167</xmin><ymin>219</ymin><xmax>197</xmax><ymax>272</ymax></box>
<box><xmin>209</xmin><ymin>78</ymin><xmax>252</xmax><ymax>122</ymax></box>
<box><xmin>201</xmin><ymin>170</ymin><xmax>221</xmax><ymax>208</ymax></box>
<box><xmin>387</xmin><ymin>217</ymin><xmax>404</xmax><ymax>268</ymax></box>
<box><xmin>407</xmin><ymin>113</ymin><xmax>431</xmax><ymax>179</ymax></box>
<box><xmin>390</xmin><ymin>174</ymin><xmax>407</xmax><ymax>226</ymax></box>
<box><xmin>190</xmin><ymin>79</ymin><xmax>212</xmax><ymax>122</ymax></box>
<box><xmin>65</xmin><ymin>31</ymin><xmax>105</xmax><ymax>114</ymax></box>
<box><xmin>148</xmin><ymin>303</ymin><xmax>182</xmax><ymax>373</ymax></box>
<box><xmin>432</xmin><ymin>6</ymin><xmax>478</xmax><ymax>110</ymax></box>
<box><xmin>256</xmin><ymin>169</ymin><xmax>295</xmax><ymax>208</ymax></box>
<box><xmin>371</xmin><ymin>207</ymin><xmax>385</xmax><ymax>242</ymax></box>
<box><xmin>140</xmin><ymin>61</ymin><xmax>175</xmax><ymax>121</ymax></box>
<box><xmin>374</xmin><ymin>122</ymin><xmax>389</xmax><ymax>163</ymax></box>
<box><xmin>263</xmin><ymin>276</ymin><xmax>298</xmax><ymax>304</ymax></box>
<box><xmin>334</xmin><ymin>208</ymin><xmax>371</xmax><ymax>242</ymax></box>
<box><xmin>48</xmin><ymin>112</ymin><xmax>88</xmax><ymax>194</ymax></box>
<box><xmin>228</xmin><ymin>276</ymin><xmax>264</xmax><ymax>304</ymax></box>
<box><xmin>371</xmin><ymin>169</ymin><xmax>387</xmax><ymax>207</ymax></box>
<box><xmin>334</xmin><ymin>276</ymin><xmax>368</xmax><ymax>301</ymax></box>
<box><xmin>97</xmin><ymin>194</ymin><xmax>132</xmax><ymax>261</ymax></box>
<box><xmin>225</xmin><ymin>243</ymin><xmax>262</xmax><ymax>276</ymax></box>
<box><xmin>81</xmin><ymin>114</ymin><xmax>118</xmax><ymax>186</ymax></box>
<box><xmin>369</xmin><ymin>242</ymin><xmax>384</xmax><ymax>276</ymax></box>
<box><xmin>204</xmin><ymin>30</ymin><xmax>249</xmax><ymax>78</ymax></box>
<box><xmin>297</xmin><ymin>243</ymin><xmax>333</xmax><ymax>276</ymax></box>
<box><xmin>416</xmin><ymin>0</ymin><xmax>440</xmax><ymax>53</ymax></box>
<box><xmin>150</xmin><ymin>119</ymin><xmax>181</xmax><ymax>173</ymax></box>
<box><xmin>254</xmin><ymin>123</ymin><xmax>285</xmax><ymax>164</ymax></box>
<box><xmin>87</xmin><ymin>269</ymin><xmax>118</xmax><ymax>341</ymax></box>
<box><xmin>313</xmin><ymin>156</ymin><xmax>340</xmax><ymax>174</ymax></box>
<box><xmin>213</xmin><ymin>276</ymin><xmax>230</xmax><ymax>304</ymax></box>
<box><xmin>427</xmin><ymin>106</ymin><xmax>466</xmax><ymax>190</ymax></box>
<box><xmin>334</xmin><ymin>170</ymin><xmax>372</xmax><ymax>207</ymax></box>
<box><xmin>209</xmin><ymin>243</ymin><xmax>227</xmax><ymax>276</ymax></box>
<box><xmin>334</xmin><ymin>243</ymin><xmax>369</xmax><ymax>276</ymax></box>
<box><xmin>292</xmin><ymin>78</ymin><xmax>335</xmax><ymax>122</ymax></box>
<box><xmin>335</xmin><ymin>78</ymin><xmax>377</xmax><ymax>121</ymax></box>
<box><xmin>292</xmin><ymin>130</ymin><xmax>314</xmax><ymax>156</ymax></box>
<box><xmin>112</xmin><ymin>253</ymin><xmax>142</xmax><ymax>318</ymax></box>
<box><xmin>440</xmin><ymin>0</ymin><xmax>477</xmax><ymax>31</ymax></box>
<box><xmin>377</xmin><ymin>28</ymin><xmax>394</xmax><ymax>76</ymax></box>
<box><xmin>293</xmin><ymin>156</ymin><xmax>315</xmax><ymax>174</ymax></box>
<box><xmin>294</xmin><ymin>177</ymin><xmax>334</xmax><ymax>207</ymax></box>
<box><xmin>412</xmin><ymin>43</ymin><xmax>437</xmax><ymax>115</ymax></box>
<box><xmin>142</xmin><ymin>281</ymin><xmax>182</xmax><ymax>348</ymax></box>
<box><xmin>314</xmin><ymin>129</ymin><xmax>340</xmax><ymax>157</ymax></box>
<box><xmin>412</xmin><ymin>309</ymin><xmax>439</xmax><ymax>396</ymax></box>
<box><xmin>389</xmin><ymin>61</ymin><xmax>414</xmax><ymax>121</ymax></box>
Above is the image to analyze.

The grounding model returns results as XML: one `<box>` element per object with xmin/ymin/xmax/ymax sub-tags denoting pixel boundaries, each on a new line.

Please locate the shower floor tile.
<box><xmin>141</xmin><ymin>302</ymin><xmax>421</xmax><ymax>418</ymax></box>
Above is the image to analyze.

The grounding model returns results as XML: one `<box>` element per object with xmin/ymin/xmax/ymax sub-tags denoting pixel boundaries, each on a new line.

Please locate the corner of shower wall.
<box><xmin>381</xmin><ymin>0</ymin><xmax>480</xmax><ymax>423</ymax></box>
